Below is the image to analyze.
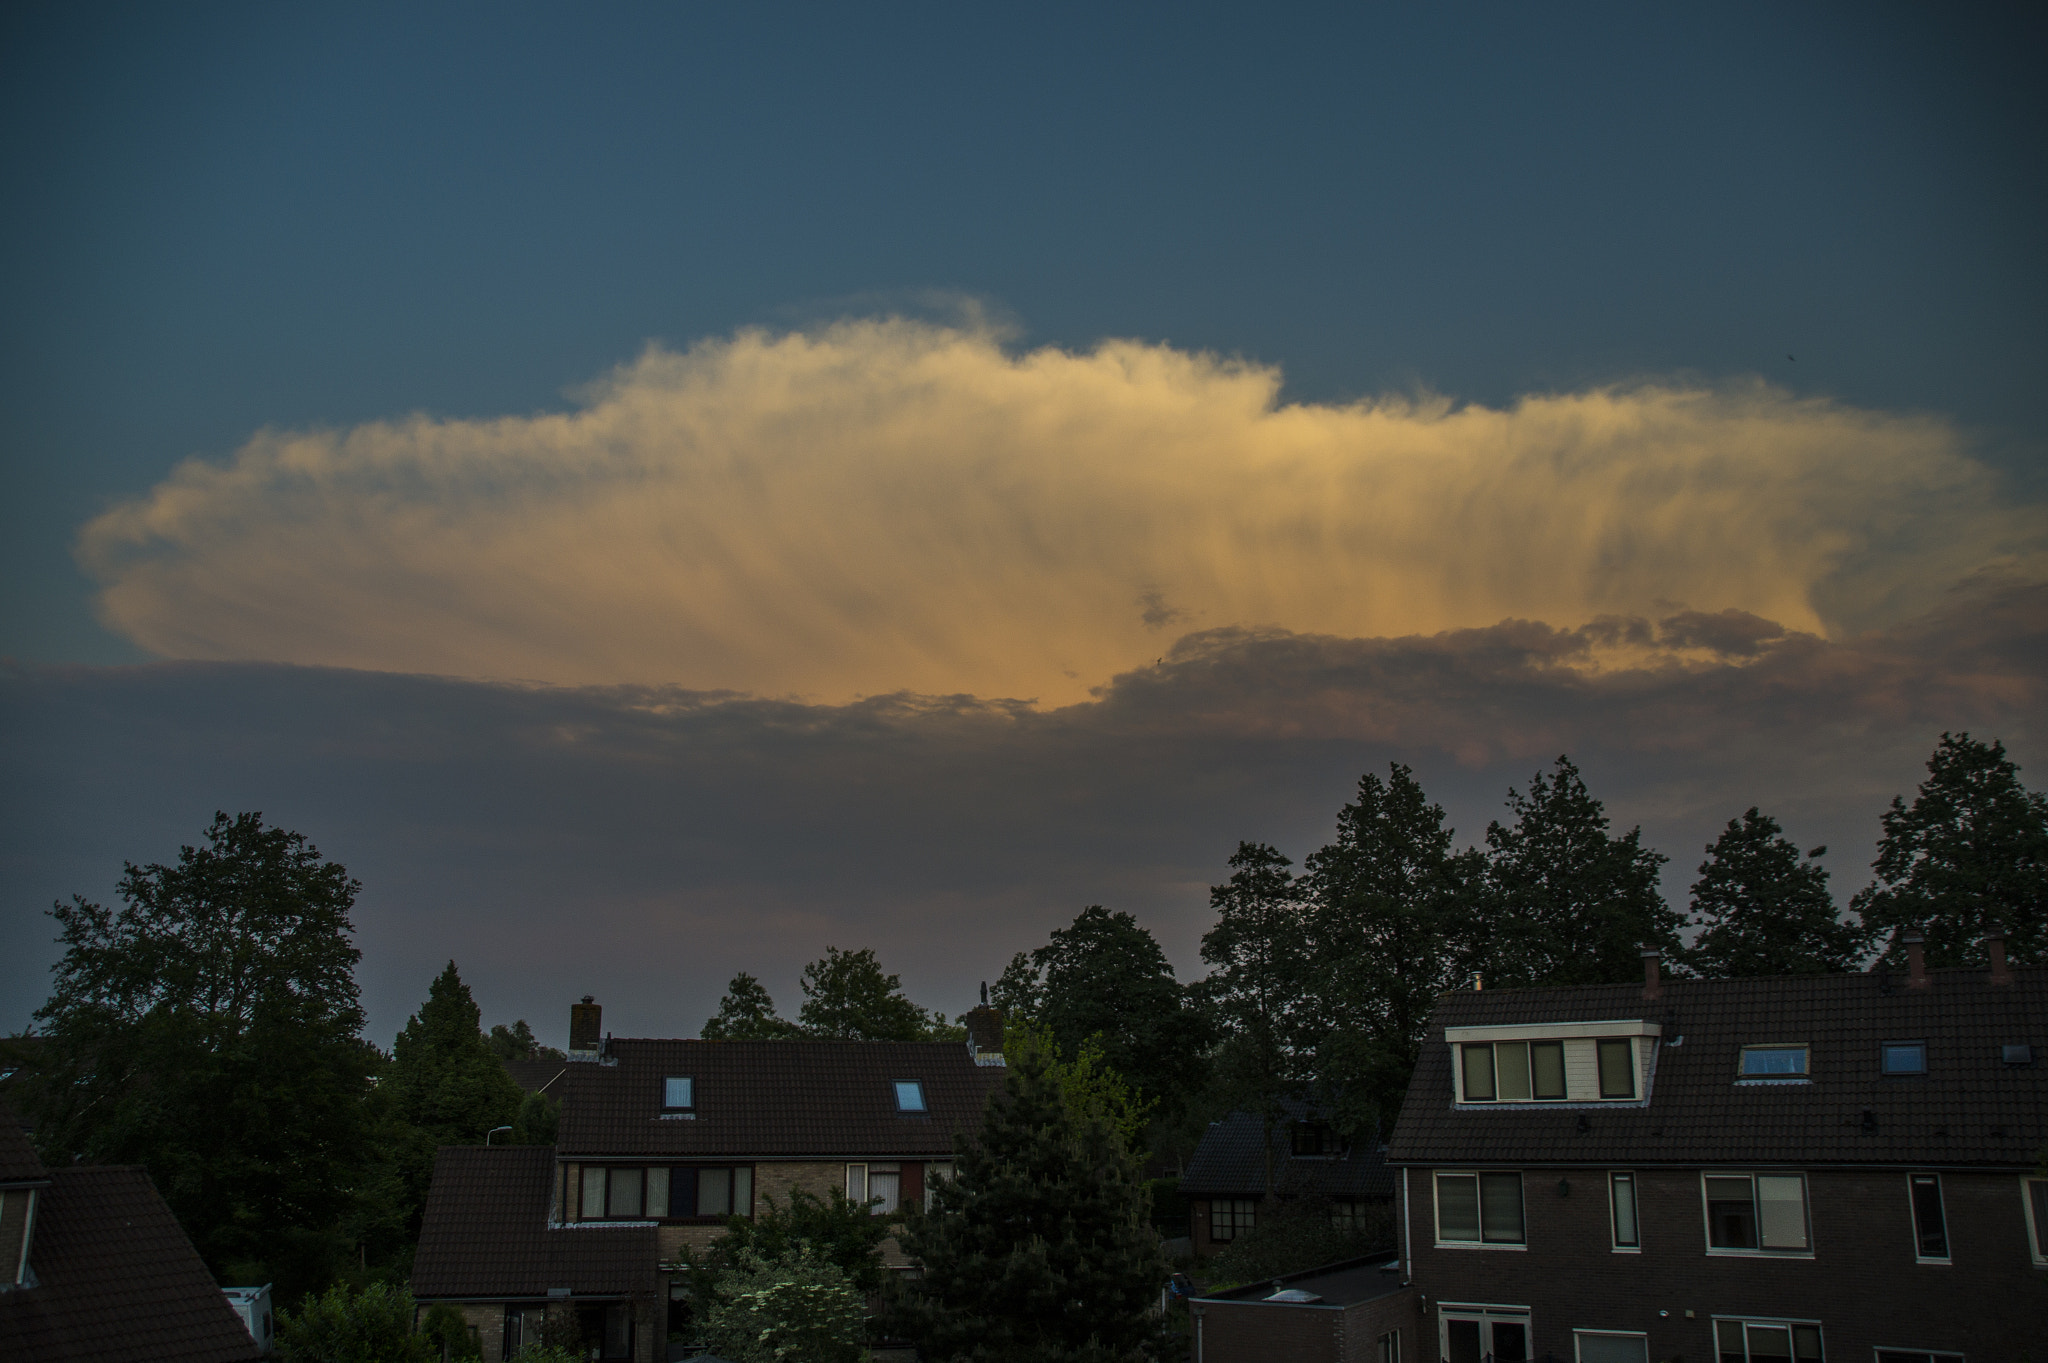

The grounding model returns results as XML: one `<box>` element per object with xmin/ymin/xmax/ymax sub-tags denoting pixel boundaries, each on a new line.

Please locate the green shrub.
<box><xmin>276</xmin><ymin>1281</ymin><xmax>433</xmax><ymax>1363</ymax></box>
<box><xmin>701</xmin><ymin>1246</ymin><xmax>868</xmax><ymax>1363</ymax></box>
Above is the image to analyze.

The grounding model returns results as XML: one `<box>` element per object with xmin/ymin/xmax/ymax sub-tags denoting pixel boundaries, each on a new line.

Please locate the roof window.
<box><xmin>1881</xmin><ymin>1042</ymin><xmax>1926</xmax><ymax>1075</ymax></box>
<box><xmin>2005</xmin><ymin>1044</ymin><xmax>2035</xmax><ymax>1066</ymax></box>
<box><xmin>664</xmin><ymin>1076</ymin><xmax>694</xmax><ymax>1109</ymax></box>
<box><xmin>894</xmin><ymin>1081</ymin><xmax>926</xmax><ymax>1112</ymax></box>
<box><xmin>1738</xmin><ymin>1045</ymin><xmax>1809</xmax><ymax>1081</ymax></box>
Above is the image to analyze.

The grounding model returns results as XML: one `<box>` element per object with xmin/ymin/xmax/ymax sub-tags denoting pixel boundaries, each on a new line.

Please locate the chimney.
<box><xmin>1641</xmin><ymin>948</ymin><xmax>1663</xmax><ymax>1002</ymax></box>
<box><xmin>963</xmin><ymin>1004</ymin><xmax>1005</xmax><ymax>1066</ymax></box>
<box><xmin>1903</xmin><ymin>929</ymin><xmax>1929</xmax><ymax>990</ymax></box>
<box><xmin>1986</xmin><ymin>926</ymin><xmax>2012</xmax><ymax>987</ymax></box>
<box><xmin>569</xmin><ymin>995</ymin><xmax>602</xmax><ymax>1058</ymax></box>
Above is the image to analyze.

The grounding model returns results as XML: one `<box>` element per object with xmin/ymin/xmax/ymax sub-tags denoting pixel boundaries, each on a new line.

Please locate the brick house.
<box><xmin>1181</xmin><ymin>1099</ymin><xmax>1396</xmax><ymax>1258</ymax></box>
<box><xmin>413</xmin><ymin>1000</ymin><xmax>1003</xmax><ymax>1362</ymax></box>
<box><xmin>1384</xmin><ymin>934</ymin><xmax>2048</xmax><ymax>1362</ymax></box>
<box><xmin>0</xmin><ymin>1105</ymin><xmax>264</xmax><ymax>1363</ymax></box>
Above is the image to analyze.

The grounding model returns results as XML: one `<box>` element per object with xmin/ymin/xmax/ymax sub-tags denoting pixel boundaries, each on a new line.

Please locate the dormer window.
<box><xmin>664</xmin><ymin>1076</ymin><xmax>694</xmax><ymax>1110</ymax></box>
<box><xmin>1881</xmin><ymin>1042</ymin><xmax>1927</xmax><ymax>1075</ymax></box>
<box><xmin>1291</xmin><ymin>1122</ymin><xmax>1339</xmax><ymax>1157</ymax></box>
<box><xmin>1739</xmin><ymin>1046</ymin><xmax>1809</xmax><ymax>1082</ymax></box>
<box><xmin>1447</xmin><ymin>1021</ymin><xmax>1656</xmax><ymax>1104</ymax></box>
<box><xmin>894</xmin><ymin>1081</ymin><xmax>926</xmax><ymax>1112</ymax></box>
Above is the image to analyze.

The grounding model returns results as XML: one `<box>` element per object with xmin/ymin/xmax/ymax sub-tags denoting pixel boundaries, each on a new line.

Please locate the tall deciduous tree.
<box><xmin>701</xmin><ymin>972</ymin><xmax>805</xmax><ymax>1039</ymax></box>
<box><xmin>1477</xmin><ymin>757</ymin><xmax>1683</xmax><ymax>988</ymax></box>
<box><xmin>28</xmin><ymin>812</ymin><xmax>375</xmax><ymax>1295</ymax></box>
<box><xmin>1303</xmin><ymin>764</ymin><xmax>1482</xmax><ymax>1138</ymax></box>
<box><xmin>991</xmin><ymin>906</ymin><xmax>1205</xmax><ymax>1120</ymax></box>
<box><xmin>1685</xmin><ymin>809</ymin><xmax>1867</xmax><ymax>977</ymax></box>
<box><xmin>891</xmin><ymin>1049</ymin><xmax>1171</xmax><ymax>1362</ymax></box>
<box><xmin>1853</xmin><ymin>733</ymin><xmax>2048</xmax><ymax>966</ymax></box>
<box><xmin>797</xmin><ymin>947</ymin><xmax>944</xmax><ymax>1041</ymax></box>
<box><xmin>486</xmin><ymin>1019</ymin><xmax>563</xmax><ymax>1061</ymax></box>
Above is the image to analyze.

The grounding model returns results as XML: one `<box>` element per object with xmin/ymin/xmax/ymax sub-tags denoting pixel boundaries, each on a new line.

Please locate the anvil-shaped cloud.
<box><xmin>78</xmin><ymin>320</ymin><xmax>2043</xmax><ymax>704</ymax></box>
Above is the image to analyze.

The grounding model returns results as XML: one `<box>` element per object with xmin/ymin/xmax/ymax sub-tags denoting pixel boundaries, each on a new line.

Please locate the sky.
<box><xmin>3</xmin><ymin>2</ymin><xmax>2045</xmax><ymax>1049</ymax></box>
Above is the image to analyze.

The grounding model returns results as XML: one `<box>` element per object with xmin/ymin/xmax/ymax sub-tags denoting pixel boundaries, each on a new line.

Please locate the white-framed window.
<box><xmin>2022</xmin><ymin>1177</ymin><xmax>2048</xmax><ymax>1266</ymax></box>
<box><xmin>1574</xmin><ymin>1330</ymin><xmax>1647</xmax><ymax>1363</ymax></box>
<box><xmin>1439</xmin><ymin>1307</ymin><xmax>1530</xmax><ymax>1362</ymax></box>
<box><xmin>1881</xmin><ymin>1042</ymin><xmax>1927</xmax><ymax>1075</ymax></box>
<box><xmin>661</xmin><ymin>1165</ymin><xmax>753</xmax><ymax>1219</ymax></box>
<box><xmin>1376</xmin><ymin>1328</ymin><xmax>1401</xmax><ymax>1363</ymax></box>
<box><xmin>1908</xmin><ymin>1173</ymin><xmax>1948</xmax><ymax>1262</ymax></box>
<box><xmin>663</xmin><ymin>1076</ymin><xmax>694</xmax><ymax>1109</ymax></box>
<box><xmin>1738</xmin><ymin>1045</ymin><xmax>1810</xmax><ymax>1082</ymax></box>
<box><xmin>1609</xmin><ymin>1172</ymin><xmax>1640</xmax><ymax>1251</ymax></box>
<box><xmin>865</xmin><ymin>1163</ymin><xmax>902</xmax><ymax>1214</ymax></box>
<box><xmin>1712</xmin><ymin>1318</ymin><xmax>1822</xmax><ymax>1361</ymax></box>
<box><xmin>1209</xmin><ymin>1198</ymin><xmax>1256</xmax><ymax>1243</ymax></box>
<box><xmin>1435</xmin><ymin>1172</ymin><xmax>1525</xmax><ymax>1246</ymax></box>
<box><xmin>1702</xmin><ymin>1173</ymin><xmax>1810</xmax><ymax>1254</ymax></box>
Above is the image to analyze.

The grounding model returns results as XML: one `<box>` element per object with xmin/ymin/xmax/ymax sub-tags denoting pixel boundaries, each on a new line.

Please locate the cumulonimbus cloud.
<box><xmin>79</xmin><ymin>318</ymin><xmax>2045</xmax><ymax>703</ymax></box>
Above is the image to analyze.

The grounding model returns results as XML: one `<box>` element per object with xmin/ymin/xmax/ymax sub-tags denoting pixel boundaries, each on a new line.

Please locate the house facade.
<box><xmin>1181</xmin><ymin>1099</ymin><xmax>1396</xmax><ymax>1258</ymax></box>
<box><xmin>413</xmin><ymin>1001</ymin><xmax>1003</xmax><ymax>1362</ymax></box>
<box><xmin>1384</xmin><ymin>935</ymin><xmax>2048</xmax><ymax>1362</ymax></box>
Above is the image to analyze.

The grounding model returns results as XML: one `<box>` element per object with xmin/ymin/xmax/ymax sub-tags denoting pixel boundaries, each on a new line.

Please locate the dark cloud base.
<box><xmin>3</xmin><ymin>575</ymin><xmax>2040</xmax><ymax>1049</ymax></box>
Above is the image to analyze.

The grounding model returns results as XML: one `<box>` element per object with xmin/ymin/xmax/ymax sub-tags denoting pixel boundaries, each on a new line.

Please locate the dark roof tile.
<box><xmin>1181</xmin><ymin>1100</ymin><xmax>1395</xmax><ymax>1200</ymax></box>
<box><xmin>410</xmin><ymin>1146</ymin><xmax>656</xmax><ymax>1300</ymax></box>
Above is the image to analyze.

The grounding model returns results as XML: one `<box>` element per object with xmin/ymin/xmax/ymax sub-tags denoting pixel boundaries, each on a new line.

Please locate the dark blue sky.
<box><xmin>4</xmin><ymin>1</ymin><xmax>2043</xmax><ymax>663</ymax></box>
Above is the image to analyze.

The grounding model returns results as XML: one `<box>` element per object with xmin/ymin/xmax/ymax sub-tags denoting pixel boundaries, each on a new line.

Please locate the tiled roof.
<box><xmin>1180</xmin><ymin>1099</ymin><xmax>1396</xmax><ymax>1201</ymax></box>
<box><xmin>410</xmin><ymin>1146</ymin><xmax>657</xmax><ymax>1300</ymax></box>
<box><xmin>554</xmin><ymin>1039</ymin><xmax>1001</xmax><ymax>1158</ymax></box>
<box><xmin>503</xmin><ymin>1059</ymin><xmax>570</xmax><ymax>1094</ymax></box>
<box><xmin>0</xmin><ymin>1166</ymin><xmax>262</xmax><ymax>1363</ymax></box>
<box><xmin>0</xmin><ymin>1104</ymin><xmax>48</xmax><ymax>1184</ymax></box>
<box><xmin>1386</xmin><ymin>965</ymin><xmax>2048</xmax><ymax>1169</ymax></box>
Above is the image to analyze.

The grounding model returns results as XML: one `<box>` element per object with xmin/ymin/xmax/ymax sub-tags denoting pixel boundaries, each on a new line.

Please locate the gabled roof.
<box><xmin>0</xmin><ymin>1105</ymin><xmax>48</xmax><ymax>1185</ymax></box>
<box><xmin>1386</xmin><ymin>965</ymin><xmax>2048</xmax><ymax>1169</ymax></box>
<box><xmin>1180</xmin><ymin>1099</ymin><xmax>1395</xmax><ymax>1201</ymax></box>
<box><xmin>553</xmin><ymin>1039</ymin><xmax>1001</xmax><ymax>1159</ymax></box>
<box><xmin>0</xmin><ymin>1166</ymin><xmax>262</xmax><ymax>1363</ymax></box>
<box><xmin>411</xmin><ymin>1146</ymin><xmax>657</xmax><ymax>1300</ymax></box>
<box><xmin>502</xmin><ymin>1059</ymin><xmax>570</xmax><ymax>1095</ymax></box>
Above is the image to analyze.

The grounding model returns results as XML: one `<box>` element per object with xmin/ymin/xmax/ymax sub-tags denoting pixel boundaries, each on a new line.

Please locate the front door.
<box><xmin>1441</xmin><ymin>1309</ymin><xmax>1532</xmax><ymax>1363</ymax></box>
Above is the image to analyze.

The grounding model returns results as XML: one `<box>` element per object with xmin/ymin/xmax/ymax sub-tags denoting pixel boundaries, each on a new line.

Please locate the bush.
<box><xmin>700</xmin><ymin>1246</ymin><xmax>867</xmax><ymax>1363</ymax></box>
<box><xmin>276</xmin><ymin>1281</ymin><xmax>433</xmax><ymax>1363</ymax></box>
<box><xmin>1205</xmin><ymin>1196</ymin><xmax>1392</xmax><ymax>1287</ymax></box>
<box><xmin>419</xmin><ymin>1302</ymin><xmax>481</xmax><ymax>1360</ymax></box>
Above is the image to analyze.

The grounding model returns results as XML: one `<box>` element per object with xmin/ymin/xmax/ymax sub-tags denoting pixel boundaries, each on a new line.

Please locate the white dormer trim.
<box><xmin>1445</xmin><ymin>1020</ymin><xmax>1662</xmax><ymax>1044</ymax></box>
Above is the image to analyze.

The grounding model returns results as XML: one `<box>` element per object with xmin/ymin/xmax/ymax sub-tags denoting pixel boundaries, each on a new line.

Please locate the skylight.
<box><xmin>664</xmin><ymin>1076</ymin><xmax>694</xmax><ymax>1109</ymax></box>
<box><xmin>1739</xmin><ymin>1045</ymin><xmax>1809</xmax><ymax>1080</ymax></box>
<box><xmin>894</xmin><ymin>1081</ymin><xmax>926</xmax><ymax>1112</ymax></box>
<box><xmin>1881</xmin><ymin>1042</ymin><xmax>1927</xmax><ymax>1075</ymax></box>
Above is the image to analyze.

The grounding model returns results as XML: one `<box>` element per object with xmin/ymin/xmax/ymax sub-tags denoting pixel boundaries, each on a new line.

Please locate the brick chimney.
<box><xmin>569</xmin><ymin>995</ymin><xmax>602</xmax><ymax>1058</ymax></box>
<box><xmin>1641</xmin><ymin>948</ymin><xmax>1663</xmax><ymax>1002</ymax></box>
<box><xmin>964</xmin><ymin>1000</ymin><xmax>1005</xmax><ymax>1066</ymax></box>
<box><xmin>1902</xmin><ymin>929</ymin><xmax>1929</xmax><ymax>990</ymax></box>
<box><xmin>1986</xmin><ymin>926</ymin><xmax>2012</xmax><ymax>987</ymax></box>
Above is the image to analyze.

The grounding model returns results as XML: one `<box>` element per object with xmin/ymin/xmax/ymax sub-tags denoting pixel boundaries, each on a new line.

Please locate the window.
<box><xmin>2023</xmin><ymin>1178</ymin><xmax>2048</xmax><ymax>1264</ymax></box>
<box><xmin>2004</xmin><ymin>1044</ymin><xmax>2034</xmax><ymax>1065</ymax></box>
<box><xmin>1597</xmin><ymin>1040</ymin><xmax>1636</xmax><ymax>1098</ymax></box>
<box><xmin>1713</xmin><ymin>1319</ymin><xmax>1822</xmax><ymax>1362</ymax></box>
<box><xmin>1576</xmin><ymin>1332</ymin><xmax>1649</xmax><ymax>1363</ymax></box>
<box><xmin>580</xmin><ymin>1165</ymin><xmax>605</xmax><ymax>1220</ymax></box>
<box><xmin>667</xmin><ymin>1165</ymin><xmax>752</xmax><ymax>1219</ymax></box>
<box><xmin>866</xmin><ymin>1163</ymin><xmax>901</xmax><ymax>1214</ymax></box>
<box><xmin>1435</xmin><ymin>1172</ymin><xmax>1525</xmax><ymax>1245</ymax></box>
<box><xmin>1462</xmin><ymin>1043</ymin><xmax>1497</xmax><ymax>1101</ymax></box>
<box><xmin>1739</xmin><ymin>1046</ymin><xmax>1809</xmax><ymax>1081</ymax></box>
<box><xmin>1209</xmin><ymin>1198</ymin><xmax>1256</xmax><ymax>1243</ymax></box>
<box><xmin>1377</xmin><ymin>1329</ymin><xmax>1402</xmax><ymax>1363</ymax></box>
<box><xmin>1874</xmin><ymin>1352</ymin><xmax>1964</xmax><ymax>1362</ymax></box>
<box><xmin>1881</xmin><ymin>1043</ymin><xmax>1927</xmax><ymax>1075</ymax></box>
<box><xmin>894</xmin><ymin>1080</ymin><xmax>926</xmax><ymax>1112</ymax></box>
<box><xmin>1331</xmin><ymin>1199</ymin><xmax>1371</xmax><ymax>1235</ymax></box>
<box><xmin>1457</xmin><ymin>1039</ymin><xmax>1582</xmax><ymax>1102</ymax></box>
<box><xmin>607</xmin><ymin>1166</ymin><xmax>643</xmax><ymax>1218</ymax></box>
<box><xmin>1292</xmin><ymin>1121</ymin><xmax>1337</xmax><ymax>1156</ymax></box>
<box><xmin>1703</xmin><ymin>1173</ymin><xmax>1808</xmax><ymax>1253</ymax></box>
<box><xmin>663</xmin><ymin>1076</ymin><xmax>694</xmax><ymax>1109</ymax></box>
<box><xmin>1441</xmin><ymin>1310</ymin><xmax>1530</xmax><ymax>1362</ymax></box>
<box><xmin>1908</xmin><ymin>1174</ymin><xmax>1948</xmax><ymax>1260</ymax></box>
<box><xmin>1609</xmin><ymin>1172</ymin><xmax>1639</xmax><ymax>1250</ymax></box>
<box><xmin>926</xmin><ymin>1160</ymin><xmax>954</xmax><ymax>1186</ymax></box>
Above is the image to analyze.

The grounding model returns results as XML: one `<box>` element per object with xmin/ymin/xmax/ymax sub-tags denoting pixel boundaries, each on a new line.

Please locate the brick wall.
<box><xmin>1401</xmin><ymin>1164</ymin><xmax>2048</xmax><ymax>1357</ymax></box>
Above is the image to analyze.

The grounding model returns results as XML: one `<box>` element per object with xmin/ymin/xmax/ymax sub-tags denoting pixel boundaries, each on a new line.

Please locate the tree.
<box><xmin>701</xmin><ymin>1247</ymin><xmax>867</xmax><ymax>1363</ymax></box>
<box><xmin>891</xmin><ymin>1049</ymin><xmax>1172</xmax><ymax>1362</ymax></box>
<box><xmin>26</xmin><ymin>812</ymin><xmax>375</xmax><ymax>1295</ymax></box>
<box><xmin>992</xmin><ymin>906</ymin><xmax>1205</xmax><ymax>1122</ymax></box>
<box><xmin>1196</xmin><ymin>842</ymin><xmax>1312</xmax><ymax>1193</ymax></box>
<box><xmin>709</xmin><ymin>1185</ymin><xmax>890</xmax><ymax>1296</ymax></box>
<box><xmin>1003</xmin><ymin>1020</ymin><xmax>1153</xmax><ymax>1152</ymax></box>
<box><xmin>1684</xmin><ymin>809</ymin><xmax>1867</xmax><ymax>977</ymax></box>
<box><xmin>797</xmin><ymin>947</ymin><xmax>944</xmax><ymax>1041</ymax></box>
<box><xmin>510</xmin><ymin>1089</ymin><xmax>559</xmax><ymax>1146</ymax></box>
<box><xmin>1301</xmin><ymin>764</ymin><xmax>1482</xmax><ymax>1139</ymax></box>
<box><xmin>276</xmin><ymin>1280</ymin><xmax>432</xmax><ymax>1363</ymax></box>
<box><xmin>1477</xmin><ymin>757</ymin><xmax>1683</xmax><ymax>988</ymax></box>
<box><xmin>1853</xmin><ymin>733</ymin><xmax>2048</xmax><ymax>967</ymax></box>
<box><xmin>383</xmin><ymin>962</ymin><xmax>526</xmax><ymax>1241</ymax></box>
<box><xmin>486</xmin><ymin>1019</ymin><xmax>564</xmax><ymax>1062</ymax></box>
<box><xmin>701</xmin><ymin>971</ymin><xmax>805</xmax><ymax>1040</ymax></box>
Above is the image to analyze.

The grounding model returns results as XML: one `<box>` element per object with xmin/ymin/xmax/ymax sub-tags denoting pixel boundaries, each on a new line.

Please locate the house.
<box><xmin>413</xmin><ymin>997</ymin><xmax>1004</xmax><ymax>1362</ymax></box>
<box><xmin>1188</xmin><ymin>1253</ymin><xmax>1412</xmax><ymax>1363</ymax></box>
<box><xmin>1181</xmin><ymin>1098</ymin><xmax>1396</xmax><ymax>1257</ymax></box>
<box><xmin>1384</xmin><ymin>931</ymin><xmax>2048</xmax><ymax>1362</ymax></box>
<box><xmin>0</xmin><ymin>1104</ymin><xmax>264</xmax><ymax>1363</ymax></box>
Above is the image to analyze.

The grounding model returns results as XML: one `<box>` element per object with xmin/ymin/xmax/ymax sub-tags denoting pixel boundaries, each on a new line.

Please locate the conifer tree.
<box><xmin>1477</xmin><ymin>756</ymin><xmax>1683</xmax><ymax>988</ymax></box>
<box><xmin>1853</xmin><ymin>733</ymin><xmax>2048</xmax><ymax>967</ymax></box>
<box><xmin>891</xmin><ymin>1049</ymin><xmax>1171</xmax><ymax>1362</ymax></box>
<box><xmin>1685</xmin><ymin>809</ymin><xmax>1866</xmax><ymax>977</ymax></box>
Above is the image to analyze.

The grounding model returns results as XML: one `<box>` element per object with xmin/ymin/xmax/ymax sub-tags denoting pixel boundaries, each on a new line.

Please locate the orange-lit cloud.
<box><xmin>79</xmin><ymin>319</ymin><xmax>2045</xmax><ymax>704</ymax></box>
